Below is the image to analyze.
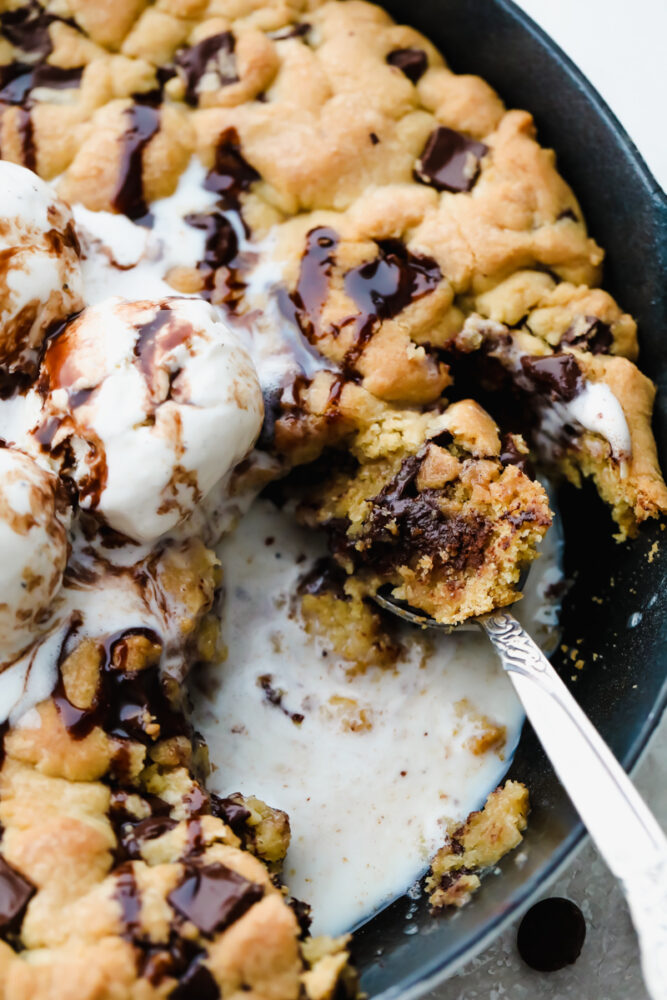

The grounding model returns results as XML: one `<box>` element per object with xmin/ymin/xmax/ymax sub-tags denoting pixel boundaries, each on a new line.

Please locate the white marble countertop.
<box><xmin>431</xmin><ymin>4</ymin><xmax>666</xmax><ymax>997</ymax></box>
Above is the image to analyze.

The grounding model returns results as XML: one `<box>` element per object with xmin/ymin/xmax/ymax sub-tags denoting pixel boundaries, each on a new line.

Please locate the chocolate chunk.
<box><xmin>520</xmin><ymin>353</ymin><xmax>583</xmax><ymax>403</ymax></box>
<box><xmin>118</xmin><ymin>816</ymin><xmax>178</xmax><ymax>861</ymax></box>
<box><xmin>209</xmin><ymin>794</ymin><xmax>251</xmax><ymax>835</ymax></box>
<box><xmin>557</xmin><ymin>208</ymin><xmax>578</xmax><ymax>222</ymax></box>
<box><xmin>170</xmin><ymin>959</ymin><xmax>220</xmax><ymax>1000</ymax></box>
<box><xmin>176</xmin><ymin>32</ymin><xmax>237</xmax><ymax>106</ymax></box>
<box><xmin>386</xmin><ymin>47</ymin><xmax>428</xmax><ymax>83</ymax></box>
<box><xmin>559</xmin><ymin>315</ymin><xmax>613</xmax><ymax>355</ymax></box>
<box><xmin>0</xmin><ymin>856</ymin><xmax>35</xmax><ymax>935</ymax></box>
<box><xmin>517</xmin><ymin>897</ymin><xmax>586</xmax><ymax>971</ymax></box>
<box><xmin>414</xmin><ymin>126</ymin><xmax>488</xmax><ymax>193</ymax></box>
<box><xmin>333</xmin><ymin>452</ymin><xmax>492</xmax><ymax>576</ymax></box>
<box><xmin>168</xmin><ymin>863</ymin><xmax>263</xmax><ymax>936</ymax></box>
<box><xmin>499</xmin><ymin>433</ymin><xmax>534</xmax><ymax>478</ymax></box>
<box><xmin>113</xmin><ymin>103</ymin><xmax>161</xmax><ymax>224</ymax></box>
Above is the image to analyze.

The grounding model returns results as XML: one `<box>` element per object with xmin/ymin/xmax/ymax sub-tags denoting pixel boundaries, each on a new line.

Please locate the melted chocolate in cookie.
<box><xmin>170</xmin><ymin>959</ymin><xmax>220</xmax><ymax>1000</ymax></box>
<box><xmin>559</xmin><ymin>315</ymin><xmax>613</xmax><ymax>355</ymax></box>
<box><xmin>386</xmin><ymin>47</ymin><xmax>428</xmax><ymax>83</ymax></box>
<box><xmin>520</xmin><ymin>353</ymin><xmax>583</xmax><ymax>402</ymax></box>
<box><xmin>176</xmin><ymin>32</ymin><xmax>238</xmax><ymax>106</ymax></box>
<box><xmin>415</xmin><ymin>126</ymin><xmax>488</xmax><ymax>193</ymax></box>
<box><xmin>168</xmin><ymin>862</ymin><xmax>263</xmax><ymax>937</ymax></box>
<box><xmin>118</xmin><ymin>816</ymin><xmax>179</xmax><ymax>861</ymax></box>
<box><xmin>113</xmin><ymin>102</ymin><xmax>161</xmax><ymax>225</ymax></box>
<box><xmin>0</xmin><ymin>855</ymin><xmax>35</xmax><ymax>936</ymax></box>
<box><xmin>499</xmin><ymin>433</ymin><xmax>535</xmax><ymax>478</ymax></box>
<box><xmin>331</xmin><ymin>451</ymin><xmax>492</xmax><ymax>575</ymax></box>
<box><xmin>517</xmin><ymin>897</ymin><xmax>586</xmax><ymax>972</ymax></box>
<box><xmin>209</xmin><ymin>794</ymin><xmax>251</xmax><ymax>836</ymax></box>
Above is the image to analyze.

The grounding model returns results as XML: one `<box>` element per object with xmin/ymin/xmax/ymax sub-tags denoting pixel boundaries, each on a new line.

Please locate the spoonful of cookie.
<box><xmin>374</xmin><ymin>579</ymin><xmax>667</xmax><ymax>1000</ymax></box>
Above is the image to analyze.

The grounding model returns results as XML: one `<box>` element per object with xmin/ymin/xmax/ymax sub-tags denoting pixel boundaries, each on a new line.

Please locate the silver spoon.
<box><xmin>374</xmin><ymin>583</ymin><xmax>667</xmax><ymax>999</ymax></box>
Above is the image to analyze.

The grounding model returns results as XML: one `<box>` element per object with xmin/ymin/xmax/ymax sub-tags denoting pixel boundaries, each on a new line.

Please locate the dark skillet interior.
<box><xmin>350</xmin><ymin>1</ymin><xmax>667</xmax><ymax>996</ymax></box>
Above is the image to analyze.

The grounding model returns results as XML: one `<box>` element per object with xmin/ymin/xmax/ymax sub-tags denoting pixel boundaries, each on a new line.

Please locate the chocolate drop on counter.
<box><xmin>415</xmin><ymin>126</ymin><xmax>488</xmax><ymax>193</ymax></box>
<box><xmin>520</xmin><ymin>353</ymin><xmax>584</xmax><ymax>403</ymax></box>
<box><xmin>386</xmin><ymin>47</ymin><xmax>428</xmax><ymax>83</ymax></box>
<box><xmin>517</xmin><ymin>897</ymin><xmax>586</xmax><ymax>972</ymax></box>
<box><xmin>167</xmin><ymin>862</ymin><xmax>263</xmax><ymax>937</ymax></box>
<box><xmin>176</xmin><ymin>31</ymin><xmax>237</xmax><ymax>105</ymax></box>
<box><xmin>0</xmin><ymin>855</ymin><xmax>35</xmax><ymax>935</ymax></box>
<box><xmin>113</xmin><ymin>103</ymin><xmax>160</xmax><ymax>224</ymax></box>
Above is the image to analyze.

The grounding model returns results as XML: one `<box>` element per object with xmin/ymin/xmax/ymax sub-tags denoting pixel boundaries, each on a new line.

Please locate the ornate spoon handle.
<box><xmin>481</xmin><ymin>611</ymin><xmax>667</xmax><ymax>1000</ymax></box>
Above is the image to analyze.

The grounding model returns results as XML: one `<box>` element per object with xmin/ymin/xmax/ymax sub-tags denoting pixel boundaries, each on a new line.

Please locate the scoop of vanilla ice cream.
<box><xmin>0</xmin><ymin>162</ymin><xmax>84</xmax><ymax>376</ymax></box>
<box><xmin>0</xmin><ymin>448</ymin><xmax>70</xmax><ymax>662</ymax></box>
<box><xmin>38</xmin><ymin>296</ymin><xmax>264</xmax><ymax>542</ymax></box>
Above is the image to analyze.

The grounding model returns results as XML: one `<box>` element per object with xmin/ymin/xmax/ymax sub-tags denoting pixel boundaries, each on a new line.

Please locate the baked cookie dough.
<box><xmin>0</xmin><ymin>1</ymin><xmax>666</xmax><ymax>997</ymax></box>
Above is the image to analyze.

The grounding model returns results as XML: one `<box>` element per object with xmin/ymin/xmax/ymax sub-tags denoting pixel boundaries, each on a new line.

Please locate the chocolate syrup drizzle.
<box><xmin>184</xmin><ymin>129</ymin><xmax>261</xmax><ymax>308</ymax></box>
<box><xmin>280</xmin><ymin>226</ymin><xmax>442</xmax><ymax>373</ymax></box>
<box><xmin>113</xmin><ymin>101</ymin><xmax>161</xmax><ymax>225</ymax></box>
<box><xmin>53</xmin><ymin>620</ymin><xmax>187</xmax><ymax>744</ymax></box>
<box><xmin>175</xmin><ymin>32</ymin><xmax>238</xmax><ymax>106</ymax></box>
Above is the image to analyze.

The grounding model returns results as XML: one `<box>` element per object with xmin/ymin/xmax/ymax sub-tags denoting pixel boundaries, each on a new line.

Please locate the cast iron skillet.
<box><xmin>350</xmin><ymin>1</ymin><xmax>667</xmax><ymax>995</ymax></box>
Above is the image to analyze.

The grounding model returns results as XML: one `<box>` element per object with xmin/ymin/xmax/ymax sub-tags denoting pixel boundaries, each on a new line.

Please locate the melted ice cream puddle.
<box><xmin>192</xmin><ymin>494</ymin><xmax>563</xmax><ymax>935</ymax></box>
